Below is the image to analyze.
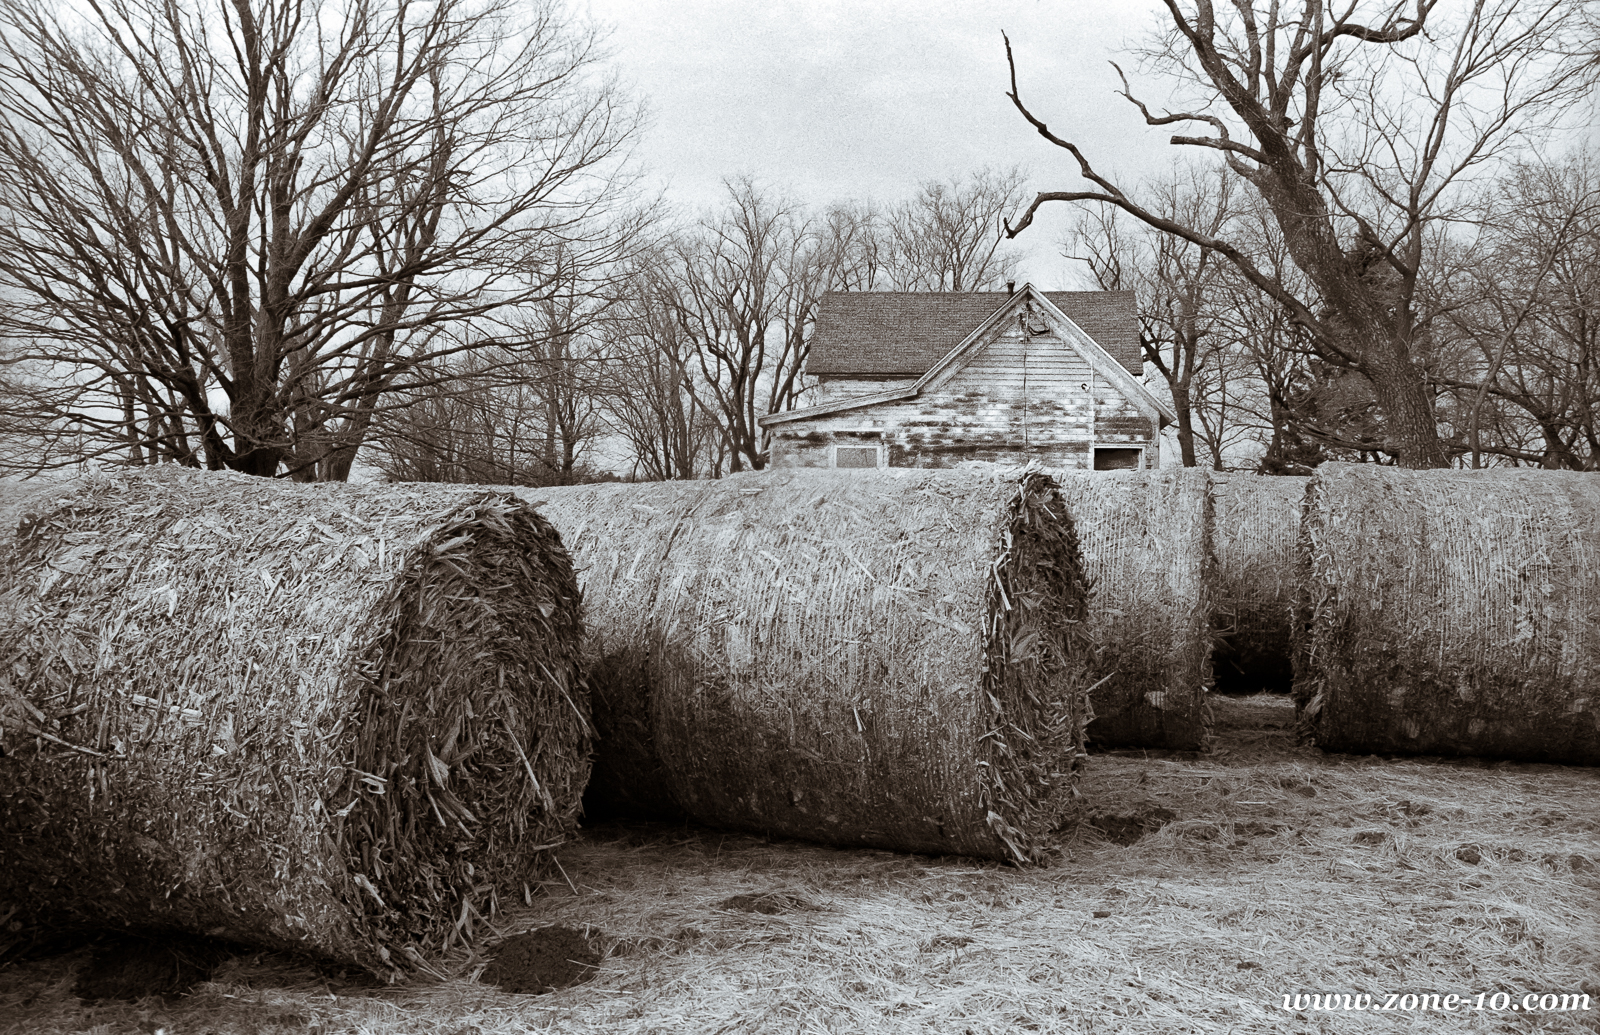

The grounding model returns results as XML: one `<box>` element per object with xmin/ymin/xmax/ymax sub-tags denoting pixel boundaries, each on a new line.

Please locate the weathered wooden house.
<box><xmin>761</xmin><ymin>285</ymin><xmax>1176</xmax><ymax>470</ymax></box>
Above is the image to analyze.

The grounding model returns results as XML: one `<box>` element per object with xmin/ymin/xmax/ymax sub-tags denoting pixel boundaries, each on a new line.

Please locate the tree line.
<box><xmin>2</xmin><ymin>0</ymin><xmax>1597</xmax><ymax>482</ymax></box>
<box><xmin>370</xmin><ymin>168</ymin><xmax>1031</xmax><ymax>484</ymax></box>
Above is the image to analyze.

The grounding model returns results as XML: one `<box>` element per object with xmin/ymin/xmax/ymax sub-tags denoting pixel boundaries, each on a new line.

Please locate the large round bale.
<box><xmin>1210</xmin><ymin>474</ymin><xmax>1309</xmax><ymax>694</ymax></box>
<box><xmin>521</xmin><ymin>468</ymin><xmax>1095</xmax><ymax>863</ymax></box>
<box><xmin>1293</xmin><ymin>465</ymin><xmax>1600</xmax><ymax>764</ymax></box>
<box><xmin>0</xmin><ymin>478</ymin><xmax>63</xmax><ymax>536</ymax></box>
<box><xmin>1049</xmin><ymin>467</ymin><xmax>1216</xmax><ymax>751</ymax></box>
<box><xmin>0</xmin><ymin>467</ymin><xmax>588</xmax><ymax>978</ymax></box>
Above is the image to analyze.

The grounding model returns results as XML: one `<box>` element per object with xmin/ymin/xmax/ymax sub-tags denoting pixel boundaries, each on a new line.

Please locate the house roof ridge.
<box><xmin>806</xmin><ymin>288</ymin><xmax>1141</xmax><ymax>378</ymax></box>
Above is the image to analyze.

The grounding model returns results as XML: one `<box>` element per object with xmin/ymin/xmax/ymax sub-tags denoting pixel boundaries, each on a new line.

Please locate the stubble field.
<box><xmin>3</xmin><ymin>694</ymin><xmax>1597</xmax><ymax>1035</ymax></box>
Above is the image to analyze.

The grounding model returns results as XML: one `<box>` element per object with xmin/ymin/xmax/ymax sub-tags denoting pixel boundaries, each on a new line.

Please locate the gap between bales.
<box><xmin>1210</xmin><ymin>474</ymin><xmax>1307</xmax><ymax>696</ymax></box>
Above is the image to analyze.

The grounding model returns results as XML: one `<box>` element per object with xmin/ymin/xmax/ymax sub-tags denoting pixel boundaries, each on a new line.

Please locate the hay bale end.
<box><xmin>0</xmin><ymin>468</ymin><xmax>588</xmax><ymax>978</ymax></box>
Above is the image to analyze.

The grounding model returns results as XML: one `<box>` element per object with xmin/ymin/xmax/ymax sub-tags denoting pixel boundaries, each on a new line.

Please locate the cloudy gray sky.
<box><xmin>581</xmin><ymin>0</ymin><xmax>1179</xmax><ymax>289</ymax></box>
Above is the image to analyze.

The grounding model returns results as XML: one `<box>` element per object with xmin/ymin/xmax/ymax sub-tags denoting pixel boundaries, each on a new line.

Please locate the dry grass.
<box><xmin>5</xmin><ymin>696</ymin><xmax>1597</xmax><ymax>1035</ymax></box>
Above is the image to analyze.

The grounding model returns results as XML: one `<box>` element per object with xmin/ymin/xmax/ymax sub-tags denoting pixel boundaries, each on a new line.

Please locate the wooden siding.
<box><xmin>770</xmin><ymin>328</ymin><xmax>1157</xmax><ymax>470</ymax></box>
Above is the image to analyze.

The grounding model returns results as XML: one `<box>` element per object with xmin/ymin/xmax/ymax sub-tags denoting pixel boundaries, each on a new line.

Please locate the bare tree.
<box><xmin>367</xmin><ymin>332</ymin><xmax>611</xmax><ymax>488</ymax></box>
<box><xmin>1004</xmin><ymin>0</ymin><xmax>1597</xmax><ymax>468</ymax></box>
<box><xmin>662</xmin><ymin>179</ymin><xmax>877</xmax><ymax>471</ymax></box>
<box><xmin>0</xmin><ymin>0</ymin><xmax>640</xmax><ymax>478</ymax></box>
<box><xmin>1067</xmin><ymin>164</ymin><xmax>1243</xmax><ymax>467</ymax></box>
<box><xmin>596</xmin><ymin>250</ymin><xmax>720</xmax><ymax>481</ymax></box>
<box><xmin>1432</xmin><ymin>155</ymin><xmax>1600</xmax><ymax>468</ymax></box>
<box><xmin>364</xmin><ymin>235</ymin><xmax>644</xmax><ymax>484</ymax></box>
<box><xmin>883</xmin><ymin>167</ymin><xmax>1028</xmax><ymax>291</ymax></box>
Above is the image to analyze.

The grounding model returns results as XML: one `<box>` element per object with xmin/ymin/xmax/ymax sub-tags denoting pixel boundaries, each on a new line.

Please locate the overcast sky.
<box><xmin>580</xmin><ymin>0</ymin><xmax>1181</xmax><ymax>290</ymax></box>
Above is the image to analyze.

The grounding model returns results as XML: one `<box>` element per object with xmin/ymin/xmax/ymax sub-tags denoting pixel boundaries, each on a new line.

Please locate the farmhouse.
<box><xmin>761</xmin><ymin>285</ymin><xmax>1176</xmax><ymax>470</ymax></box>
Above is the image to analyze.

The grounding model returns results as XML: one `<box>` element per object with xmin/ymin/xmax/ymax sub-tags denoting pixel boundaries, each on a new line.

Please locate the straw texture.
<box><xmin>1293</xmin><ymin>465</ymin><xmax>1600</xmax><ymax>764</ymax></box>
<box><xmin>1210</xmin><ymin>475</ymin><xmax>1308</xmax><ymax>694</ymax></box>
<box><xmin>1050</xmin><ymin>468</ymin><xmax>1216</xmax><ymax>750</ymax></box>
<box><xmin>0</xmin><ymin>467</ymin><xmax>589</xmax><ymax>978</ymax></box>
<box><xmin>522</xmin><ymin>468</ymin><xmax>1095</xmax><ymax>863</ymax></box>
<box><xmin>0</xmin><ymin>479</ymin><xmax>63</xmax><ymax>539</ymax></box>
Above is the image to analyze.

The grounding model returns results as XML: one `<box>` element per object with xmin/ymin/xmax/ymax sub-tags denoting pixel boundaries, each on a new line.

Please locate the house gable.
<box><xmin>763</xmin><ymin>285</ymin><xmax>1174</xmax><ymax>428</ymax></box>
<box><xmin>761</xmin><ymin>285</ymin><xmax>1171</xmax><ymax>472</ymax></box>
<box><xmin>915</xmin><ymin>290</ymin><xmax>1174</xmax><ymax>426</ymax></box>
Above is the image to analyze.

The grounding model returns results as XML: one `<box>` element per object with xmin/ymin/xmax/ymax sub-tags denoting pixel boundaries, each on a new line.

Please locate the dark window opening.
<box><xmin>835</xmin><ymin>446</ymin><xmax>880</xmax><ymax>469</ymax></box>
<box><xmin>1094</xmin><ymin>447</ymin><xmax>1143</xmax><ymax>471</ymax></box>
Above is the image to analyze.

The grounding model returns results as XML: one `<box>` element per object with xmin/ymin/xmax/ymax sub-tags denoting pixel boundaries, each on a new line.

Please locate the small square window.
<box><xmin>1093</xmin><ymin>447</ymin><xmax>1143</xmax><ymax>471</ymax></box>
<box><xmin>834</xmin><ymin>445</ymin><xmax>881</xmax><ymax>469</ymax></box>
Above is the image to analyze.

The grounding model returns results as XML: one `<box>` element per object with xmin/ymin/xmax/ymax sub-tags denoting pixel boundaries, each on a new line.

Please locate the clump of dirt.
<box><xmin>481</xmin><ymin>926</ymin><xmax>600</xmax><ymax>994</ymax></box>
<box><xmin>1090</xmin><ymin>806</ymin><xmax>1178</xmax><ymax>845</ymax></box>
<box><xmin>717</xmin><ymin>891</ymin><xmax>811</xmax><ymax>915</ymax></box>
<box><xmin>72</xmin><ymin>932</ymin><xmax>236</xmax><ymax>1001</ymax></box>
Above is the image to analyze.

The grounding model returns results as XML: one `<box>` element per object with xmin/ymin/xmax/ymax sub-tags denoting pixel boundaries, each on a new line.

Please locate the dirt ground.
<box><xmin>3</xmin><ymin>693</ymin><xmax>1597</xmax><ymax>1035</ymax></box>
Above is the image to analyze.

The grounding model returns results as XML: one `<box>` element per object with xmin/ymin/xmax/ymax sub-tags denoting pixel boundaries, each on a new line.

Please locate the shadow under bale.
<box><xmin>71</xmin><ymin>931</ymin><xmax>241</xmax><ymax>1001</ymax></box>
<box><xmin>524</xmin><ymin>468</ymin><xmax>1094</xmax><ymax>863</ymax></box>
<box><xmin>0</xmin><ymin>468</ymin><xmax>589</xmax><ymax>979</ymax></box>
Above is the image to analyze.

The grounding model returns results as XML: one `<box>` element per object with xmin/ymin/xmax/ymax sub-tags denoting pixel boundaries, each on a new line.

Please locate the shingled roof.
<box><xmin>805</xmin><ymin>290</ymin><xmax>1143</xmax><ymax>377</ymax></box>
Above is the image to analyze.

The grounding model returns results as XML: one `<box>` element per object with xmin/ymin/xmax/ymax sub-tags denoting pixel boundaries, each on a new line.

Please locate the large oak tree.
<box><xmin>1005</xmin><ymin>0</ymin><xmax>1595</xmax><ymax>468</ymax></box>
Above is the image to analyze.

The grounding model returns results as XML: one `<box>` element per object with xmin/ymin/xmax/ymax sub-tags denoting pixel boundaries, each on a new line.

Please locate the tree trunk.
<box><xmin>1255</xmin><ymin>172</ymin><xmax>1449</xmax><ymax>469</ymax></box>
<box><xmin>1170</xmin><ymin>381</ymin><xmax>1199</xmax><ymax>467</ymax></box>
<box><xmin>1357</xmin><ymin>340</ymin><xmax>1449</xmax><ymax>468</ymax></box>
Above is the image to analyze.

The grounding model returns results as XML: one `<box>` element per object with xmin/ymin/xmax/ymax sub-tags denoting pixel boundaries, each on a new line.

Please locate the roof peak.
<box><xmin>818</xmin><ymin>288</ymin><xmax>1132</xmax><ymax>297</ymax></box>
<box><xmin>806</xmin><ymin>289</ymin><xmax>1142</xmax><ymax>379</ymax></box>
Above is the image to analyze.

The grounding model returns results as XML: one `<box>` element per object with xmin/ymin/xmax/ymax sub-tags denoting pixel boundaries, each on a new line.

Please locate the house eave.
<box><xmin>757</xmin><ymin>384</ymin><xmax>921</xmax><ymax>427</ymax></box>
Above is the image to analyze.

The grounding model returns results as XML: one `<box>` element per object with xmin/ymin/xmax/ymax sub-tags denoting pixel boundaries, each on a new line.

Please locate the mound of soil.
<box><xmin>73</xmin><ymin>932</ymin><xmax>236</xmax><ymax>1001</ymax></box>
<box><xmin>717</xmin><ymin>892</ymin><xmax>810</xmax><ymax>915</ymax></box>
<box><xmin>481</xmin><ymin>926</ymin><xmax>600</xmax><ymax>994</ymax></box>
<box><xmin>1090</xmin><ymin>807</ymin><xmax>1177</xmax><ymax>845</ymax></box>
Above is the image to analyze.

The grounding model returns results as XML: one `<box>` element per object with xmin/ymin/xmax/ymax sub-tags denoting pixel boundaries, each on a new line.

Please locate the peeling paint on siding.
<box><xmin>771</xmin><ymin>327</ymin><xmax>1156</xmax><ymax>470</ymax></box>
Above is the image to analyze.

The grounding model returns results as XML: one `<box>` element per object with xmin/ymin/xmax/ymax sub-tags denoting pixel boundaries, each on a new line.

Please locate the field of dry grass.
<box><xmin>4</xmin><ymin>695</ymin><xmax>1597</xmax><ymax>1035</ymax></box>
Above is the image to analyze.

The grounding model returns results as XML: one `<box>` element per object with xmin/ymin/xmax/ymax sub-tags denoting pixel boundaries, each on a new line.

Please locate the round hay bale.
<box><xmin>0</xmin><ymin>467</ymin><xmax>588</xmax><ymax>978</ymax></box>
<box><xmin>527</xmin><ymin>478</ymin><xmax>704</xmax><ymax>824</ymax></box>
<box><xmin>521</xmin><ymin>468</ymin><xmax>1095</xmax><ymax>863</ymax></box>
<box><xmin>0</xmin><ymin>478</ymin><xmax>65</xmax><ymax>537</ymax></box>
<box><xmin>1293</xmin><ymin>465</ymin><xmax>1600</xmax><ymax>764</ymax></box>
<box><xmin>1210</xmin><ymin>474</ymin><xmax>1309</xmax><ymax>694</ymax></box>
<box><xmin>1049</xmin><ymin>468</ymin><xmax>1216</xmax><ymax>751</ymax></box>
